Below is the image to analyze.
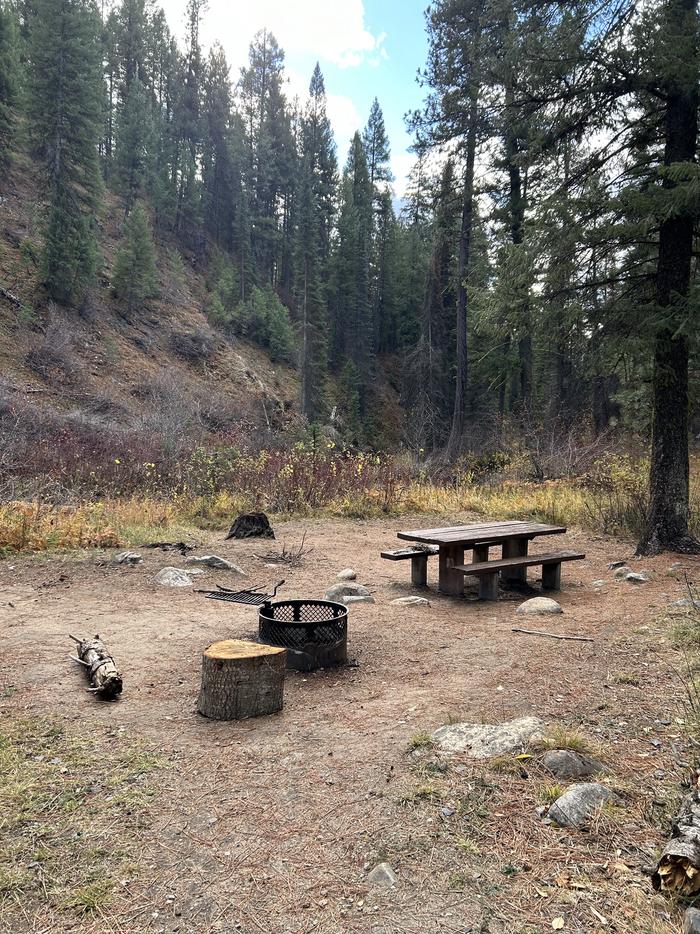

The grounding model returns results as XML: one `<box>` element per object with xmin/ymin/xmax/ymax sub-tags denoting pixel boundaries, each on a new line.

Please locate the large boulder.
<box><xmin>539</xmin><ymin>749</ymin><xmax>605</xmax><ymax>780</ymax></box>
<box><xmin>547</xmin><ymin>782</ymin><xmax>619</xmax><ymax>828</ymax></box>
<box><xmin>516</xmin><ymin>597</ymin><xmax>563</xmax><ymax>616</ymax></box>
<box><xmin>325</xmin><ymin>582</ymin><xmax>374</xmax><ymax>606</ymax></box>
<box><xmin>431</xmin><ymin>716</ymin><xmax>545</xmax><ymax>758</ymax></box>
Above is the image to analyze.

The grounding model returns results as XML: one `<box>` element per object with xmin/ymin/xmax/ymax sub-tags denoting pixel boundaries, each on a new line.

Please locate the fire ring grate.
<box><xmin>258</xmin><ymin>599</ymin><xmax>348</xmax><ymax>671</ymax></box>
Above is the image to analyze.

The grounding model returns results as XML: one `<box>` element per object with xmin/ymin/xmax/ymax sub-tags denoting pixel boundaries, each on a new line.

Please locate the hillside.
<box><xmin>0</xmin><ymin>157</ymin><xmax>301</xmax><ymax>451</ymax></box>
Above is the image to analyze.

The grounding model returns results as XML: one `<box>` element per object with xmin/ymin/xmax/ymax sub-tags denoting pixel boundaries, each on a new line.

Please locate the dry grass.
<box><xmin>0</xmin><ymin>713</ymin><xmax>165</xmax><ymax>928</ymax></box>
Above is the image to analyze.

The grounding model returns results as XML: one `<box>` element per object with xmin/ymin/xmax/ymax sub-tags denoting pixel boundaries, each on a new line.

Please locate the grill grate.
<box><xmin>198</xmin><ymin>580</ymin><xmax>285</xmax><ymax>606</ymax></box>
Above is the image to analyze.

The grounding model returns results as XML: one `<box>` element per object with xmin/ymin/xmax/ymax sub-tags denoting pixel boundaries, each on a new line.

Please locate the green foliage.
<box><xmin>232</xmin><ymin>286</ymin><xmax>296</xmax><ymax>365</ymax></box>
<box><xmin>28</xmin><ymin>0</ymin><xmax>104</xmax><ymax>305</ymax></box>
<box><xmin>0</xmin><ymin>0</ymin><xmax>20</xmax><ymax>164</ymax></box>
<box><xmin>112</xmin><ymin>202</ymin><xmax>157</xmax><ymax>312</ymax></box>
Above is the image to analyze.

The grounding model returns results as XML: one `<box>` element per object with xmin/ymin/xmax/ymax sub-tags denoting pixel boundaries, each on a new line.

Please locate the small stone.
<box><xmin>670</xmin><ymin>598</ymin><xmax>695</xmax><ymax>609</ymax></box>
<box><xmin>684</xmin><ymin>907</ymin><xmax>700</xmax><ymax>934</ymax></box>
<box><xmin>592</xmin><ymin>579</ymin><xmax>606</xmax><ymax>587</ymax></box>
<box><xmin>325</xmin><ymin>583</ymin><xmax>374</xmax><ymax>606</ymax></box>
<box><xmin>432</xmin><ymin>716</ymin><xmax>545</xmax><ymax>758</ymax></box>
<box><xmin>516</xmin><ymin>597</ymin><xmax>562</xmax><ymax>616</ymax></box>
<box><xmin>186</xmin><ymin>555</ymin><xmax>244</xmax><ymax>572</ymax></box>
<box><xmin>547</xmin><ymin>782</ymin><xmax>619</xmax><ymax>828</ymax></box>
<box><xmin>626</xmin><ymin>571</ymin><xmax>650</xmax><ymax>583</ymax></box>
<box><xmin>390</xmin><ymin>596</ymin><xmax>431</xmax><ymax>606</ymax></box>
<box><xmin>613</xmin><ymin>566</ymin><xmax>632</xmax><ymax>578</ymax></box>
<box><xmin>367</xmin><ymin>862</ymin><xmax>398</xmax><ymax>888</ymax></box>
<box><xmin>608</xmin><ymin>561</ymin><xmax>627</xmax><ymax>570</ymax></box>
<box><xmin>337</xmin><ymin>568</ymin><xmax>357</xmax><ymax>581</ymax></box>
<box><xmin>153</xmin><ymin>567</ymin><xmax>193</xmax><ymax>588</ymax></box>
<box><xmin>540</xmin><ymin>749</ymin><xmax>605</xmax><ymax>780</ymax></box>
<box><xmin>114</xmin><ymin>551</ymin><xmax>142</xmax><ymax>566</ymax></box>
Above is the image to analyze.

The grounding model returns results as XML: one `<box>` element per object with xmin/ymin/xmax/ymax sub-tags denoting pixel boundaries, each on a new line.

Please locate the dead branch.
<box><xmin>511</xmin><ymin>627</ymin><xmax>594</xmax><ymax>643</ymax></box>
<box><xmin>69</xmin><ymin>633</ymin><xmax>123</xmax><ymax>699</ymax></box>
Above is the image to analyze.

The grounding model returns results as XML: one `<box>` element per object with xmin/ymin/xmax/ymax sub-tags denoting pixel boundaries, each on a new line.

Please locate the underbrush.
<box><xmin>1</xmin><ymin>434</ymin><xmax>698</xmax><ymax>555</ymax></box>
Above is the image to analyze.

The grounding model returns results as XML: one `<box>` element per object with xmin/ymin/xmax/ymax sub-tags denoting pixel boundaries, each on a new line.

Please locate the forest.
<box><xmin>0</xmin><ymin>0</ymin><xmax>698</xmax><ymax>556</ymax></box>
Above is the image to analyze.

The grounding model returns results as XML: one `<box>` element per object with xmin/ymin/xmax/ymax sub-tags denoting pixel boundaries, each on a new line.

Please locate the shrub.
<box><xmin>231</xmin><ymin>286</ymin><xmax>296</xmax><ymax>365</ymax></box>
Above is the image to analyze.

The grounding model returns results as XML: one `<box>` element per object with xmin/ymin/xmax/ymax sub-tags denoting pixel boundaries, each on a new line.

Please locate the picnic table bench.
<box><xmin>381</xmin><ymin>520</ymin><xmax>584</xmax><ymax>600</ymax></box>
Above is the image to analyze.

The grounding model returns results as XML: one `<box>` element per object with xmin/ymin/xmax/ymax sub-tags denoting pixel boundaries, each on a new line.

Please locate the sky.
<box><xmin>159</xmin><ymin>0</ymin><xmax>429</xmax><ymax>198</ymax></box>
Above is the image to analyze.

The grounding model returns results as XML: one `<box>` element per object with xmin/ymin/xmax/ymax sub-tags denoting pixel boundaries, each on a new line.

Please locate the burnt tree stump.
<box><xmin>197</xmin><ymin>639</ymin><xmax>286</xmax><ymax>720</ymax></box>
<box><xmin>225</xmin><ymin>512</ymin><xmax>275</xmax><ymax>540</ymax></box>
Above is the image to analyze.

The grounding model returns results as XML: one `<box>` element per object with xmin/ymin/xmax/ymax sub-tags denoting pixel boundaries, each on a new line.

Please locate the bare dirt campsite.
<box><xmin>2</xmin><ymin>516</ymin><xmax>699</xmax><ymax>934</ymax></box>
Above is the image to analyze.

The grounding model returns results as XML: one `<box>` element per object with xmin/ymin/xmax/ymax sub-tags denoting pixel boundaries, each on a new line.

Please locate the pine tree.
<box><xmin>0</xmin><ymin>1</ymin><xmax>20</xmax><ymax>166</ymax></box>
<box><xmin>202</xmin><ymin>43</ymin><xmax>235</xmax><ymax>249</ymax></box>
<box><xmin>28</xmin><ymin>0</ymin><xmax>104</xmax><ymax>305</ymax></box>
<box><xmin>114</xmin><ymin>76</ymin><xmax>155</xmax><ymax>211</ymax></box>
<box><xmin>362</xmin><ymin>98</ymin><xmax>392</xmax><ymax>195</ymax></box>
<box><xmin>112</xmin><ymin>201</ymin><xmax>157</xmax><ymax>312</ymax></box>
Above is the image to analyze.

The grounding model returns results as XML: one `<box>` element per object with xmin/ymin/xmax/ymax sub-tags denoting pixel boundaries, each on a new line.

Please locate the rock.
<box><xmin>113</xmin><ymin>551</ymin><xmax>142</xmax><ymax>566</ymax></box>
<box><xmin>613</xmin><ymin>566</ymin><xmax>632</xmax><ymax>578</ymax></box>
<box><xmin>325</xmin><ymin>583</ymin><xmax>373</xmax><ymax>606</ymax></box>
<box><xmin>390</xmin><ymin>596</ymin><xmax>431</xmax><ymax>606</ymax></box>
<box><xmin>547</xmin><ymin>782</ymin><xmax>619</xmax><ymax>828</ymax></box>
<box><xmin>626</xmin><ymin>571</ymin><xmax>650</xmax><ymax>583</ymax></box>
<box><xmin>684</xmin><ymin>907</ymin><xmax>700</xmax><ymax>934</ymax></box>
<box><xmin>592</xmin><ymin>579</ymin><xmax>606</xmax><ymax>587</ymax></box>
<box><xmin>431</xmin><ymin>716</ymin><xmax>545</xmax><ymax>758</ymax></box>
<box><xmin>516</xmin><ymin>597</ymin><xmax>562</xmax><ymax>616</ymax></box>
<box><xmin>367</xmin><ymin>862</ymin><xmax>398</xmax><ymax>888</ymax></box>
<box><xmin>225</xmin><ymin>513</ymin><xmax>274</xmax><ymax>540</ymax></box>
<box><xmin>540</xmin><ymin>749</ymin><xmax>605</xmax><ymax>780</ymax></box>
<box><xmin>186</xmin><ymin>555</ymin><xmax>244</xmax><ymax>572</ymax></box>
<box><xmin>337</xmin><ymin>568</ymin><xmax>357</xmax><ymax>581</ymax></box>
<box><xmin>608</xmin><ymin>561</ymin><xmax>627</xmax><ymax>570</ymax></box>
<box><xmin>671</xmin><ymin>598</ymin><xmax>696</xmax><ymax>609</ymax></box>
<box><xmin>153</xmin><ymin>567</ymin><xmax>193</xmax><ymax>588</ymax></box>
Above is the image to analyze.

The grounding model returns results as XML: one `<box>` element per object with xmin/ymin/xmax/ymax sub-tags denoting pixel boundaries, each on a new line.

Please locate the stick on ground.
<box><xmin>511</xmin><ymin>627</ymin><xmax>594</xmax><ymax>643</ymax></box>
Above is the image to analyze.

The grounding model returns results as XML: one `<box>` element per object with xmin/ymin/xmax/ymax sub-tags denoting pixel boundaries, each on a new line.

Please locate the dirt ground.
<box><xmin>1</xmin><ymin>515</ymin><xmax>699</xmax><ymax>933</ymax></box>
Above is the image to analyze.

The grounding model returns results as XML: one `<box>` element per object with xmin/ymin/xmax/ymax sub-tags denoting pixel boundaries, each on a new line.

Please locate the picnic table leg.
<box><xmin>438</xmin><ymin>544</ymin><xmax>465</xmax><ymax>596</ymax></box>
<box><xmin>473</xmin><ymin>544</ymin><xmax>489</xmax><ymax>563</ymax></box>
<box><xmin>410</xmin><ymin>553</ymin><xmax>429</xmax><ymax>588</ymax></box>
<box><xmin>501</xmin><ymin>537</ymin><xmax>528</xmax><ymax>585</ymax></box>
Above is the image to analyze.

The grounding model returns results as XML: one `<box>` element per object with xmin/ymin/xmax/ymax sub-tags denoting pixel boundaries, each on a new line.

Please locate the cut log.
<box><xmin>198</xmin><ymin>639</ymin><xmax>286</xmax><ymax>720</ymax></box>
<box><xmin>69</xmin><ymin>634</ymin><xmax>122</xmax><ymax>699</ymax></box>
<box><xmin>225</xmin><ymin>512</ymin><xmax>275</xmax><ymax>540</ymax></box>
<box><xmin>653</xmin><ymin>774</ymin><xmax>700</xmax><ymax>895</ymax></box>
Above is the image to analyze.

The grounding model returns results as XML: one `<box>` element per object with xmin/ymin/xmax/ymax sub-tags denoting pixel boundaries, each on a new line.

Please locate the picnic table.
<box><xmin>391</xmin><ymin>520</ymin><xmax>582</xmax><ymax>598</ymax></box>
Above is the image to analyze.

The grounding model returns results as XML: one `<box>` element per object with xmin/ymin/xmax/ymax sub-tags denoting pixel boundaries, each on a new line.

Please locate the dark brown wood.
<box><xmin>502</xmin><ymin>536</ymin><xmax>528</xmax><ymax>584</ymax></box>
<box><xmin>397</xmin><ymin>521</ymin><xmax>566</xmax><ymax>547</ymax></box>
<box><xmin>439</xmin><ymin>543</ymin><xmax>465</xmax><ymax>596</ymax></box>
<box><xmin>69</xmin><ymin>634</ymin><xmax>122</xmax><ymax>699</ymax></box>
<box><xmin>479</xmin><ymin>572</ymin><xmax>499</xmax><ymax>601</ymax></box>
<box><xmin>198</xmin><ymin>639</ymin><xmax>286</xmax><ymax>720</ymax></box>
<box><xmin>542</xmin><ymin>562</ymin><xmax>561</xmax><ymax>591</ymax></box>
<box><xmin>454</xmin><ymin>551</ymin><xmax>585</xmax><ymax>576</ymax></box>
<box><xmin>380</xmin><ymin>546</ymin><xmax>439</xmax><ymax>559</ymax></box>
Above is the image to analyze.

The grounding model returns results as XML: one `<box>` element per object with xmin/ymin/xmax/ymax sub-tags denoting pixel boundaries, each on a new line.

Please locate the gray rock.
<box><xmin>684</xmin><ymin>907</ymin><xmax>700</xmax><ymax>934</ymax></box>
<box><xmin>186</xmin><ymin>555</ymin><xmax>244</xmax><ymax>572</ymax></box>
<box><xmin>592</xmin><ymin>579</ymin><xmax>606</xmax><ymax>587</ymax></box>
<box><xmin>337</xmin><ymin>568</ymin><xmax>357</xmax><ymax>581</ymax></box>
<box><xmin>153</xmin><ymin>567</ymin><xmax>193</xmax><ymax>588</ymax></box>
<box><xmin>114</xmin><ymin>551</ymin><xmax>142</xmax><ymax>566</ymax></box>
<box><xmin>626</xmin><ymin>571</ymin><xmax>650</xmax><ymax>583</ymax></box>
<box><xmin>367</xmin><ymin>862</ymin><xmax>398</xmax><ymax>888</ymax></box>
<box><xmin>431</xmin><ymin>716</ymin><xmax>545</xmax><ymax>758</ymax></box>
<box><xmin>608</xmin><ymin>561</ymin><xmax>627</xmax><ymax>570</ymax></box>
<box><xmin>613</xmin><ymin>566</ymin><xmax>632</xmax><ymax>578</ymax></box>
<box><xmin>671</xmin><ymin>597</ymin><xmax>696</xmax><ymax>609</ymax></box>
<box><xmin>547</xmin><ymin>782</ymin><xmax>619</xmax><ymax>828</ymax></box>
<box><xmin>325</xmin><ymin>583</ymin><xmax>373</xmax><ymax>605</ymax></box>
<box><xmin>343</xmin><ymin>594</ymin><xmax>375</xmax><ymax>606</ymax></box>
<box><xmin>540</xmin><ymin>749</ymin><xmax>605</xmax><ymax>780</ymax></box>
<box><xmin>516</xmin><ymin>597</ymin><xmax>562</xmax><ymax>616</ymax></box>
<box><xmin>390</xmin><ymin>596</ymin><xmax>431</xmax><ymax>607</ymax></box>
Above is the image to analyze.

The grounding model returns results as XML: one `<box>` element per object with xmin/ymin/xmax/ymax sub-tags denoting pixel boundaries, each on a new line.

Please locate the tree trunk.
<box><xmin>198</xmin><ymin>640</ymin><xmax>286</xmax><ymax>720</ymax></box>
<box><xmin>637</xmin><ymin>0</ymin><xmax>700</xmax><ymax>555</ymax></box>
<box><xmin>446</xmin><ymin>91</ymin><xmax>478</xmax><ymax>460</ymax></box>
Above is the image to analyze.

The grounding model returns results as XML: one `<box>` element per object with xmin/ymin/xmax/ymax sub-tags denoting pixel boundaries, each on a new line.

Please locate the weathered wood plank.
<box><xmin>397</xmin><ymin>523</ymin><xmax>566</xmax><ymax>546</ymax></box>
<box><xmin>454</xmin><ymin>551</ymin><xmax>585</xmax><ymax>576</ymax></box>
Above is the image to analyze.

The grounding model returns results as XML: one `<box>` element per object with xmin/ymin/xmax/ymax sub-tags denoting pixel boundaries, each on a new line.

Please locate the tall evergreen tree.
<box><xmin>28</xmin><ymin>0</ymin><xmax>104</xmax><ymax>305</ymax></box>
<box><xmin>114</xmin><ymin>76</ymin><xmax>155</xmax><ymax>211</ymax></box>
<box><xmin>0</xmin><ymin>1</ymin><xmax>20</xmax><ymax>166</ymax></box>
<box><xmin>112</xmin><ymin>200</ymin><xmax>157</xmax><ymax>313</ymax></box>
<box><xmin>362</xmin><ymin>97</ymin><xmax>392</xmax><ymax>195</ymax></box>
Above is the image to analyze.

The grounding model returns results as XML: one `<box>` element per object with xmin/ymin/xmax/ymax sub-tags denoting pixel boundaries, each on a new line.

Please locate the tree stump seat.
<box><xmin>198</xmin><ymin>639</ymin><xmax>286</xmax><ymax>720</ymax></box>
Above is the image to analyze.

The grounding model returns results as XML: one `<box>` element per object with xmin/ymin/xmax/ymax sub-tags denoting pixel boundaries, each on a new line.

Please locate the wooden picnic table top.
<box><xmin>396</xmin><ymin>520</ymin><xmax>566</xmax><ymax>547</ymax></box>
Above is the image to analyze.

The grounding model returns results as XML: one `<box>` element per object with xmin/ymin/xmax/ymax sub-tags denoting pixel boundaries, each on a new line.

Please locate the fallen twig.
<box><xmin>511</xmin><ymin>627</ymin><xmax>594</xmax><ymax>643</ymax></box>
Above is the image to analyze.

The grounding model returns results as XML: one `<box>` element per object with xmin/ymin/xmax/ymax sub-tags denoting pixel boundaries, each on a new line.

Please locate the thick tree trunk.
<box><xmin>198</xmin><ymin>640</ymin><xmax>286</xmax><ymax>720</ymax></box>
<box><xmin>446</xmin><ymin>92</ymin><xmax>478</xmax><ymax>460</ymax></box>
<box><xmin>637</xmin><ymin>0</ymin><xmax>700</xmax><ymax>555</ymax></box>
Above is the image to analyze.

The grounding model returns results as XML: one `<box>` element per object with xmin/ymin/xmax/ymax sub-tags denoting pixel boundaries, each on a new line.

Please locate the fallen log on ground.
<box><xmin>652</xmin><ymin>772</ymin><xmax>700</xmax><ymax>895</ymax></box>
<box><xmin>69</xmin><ymin>634</ymin><xmax>123</xmax><ymax>699</ymax></box>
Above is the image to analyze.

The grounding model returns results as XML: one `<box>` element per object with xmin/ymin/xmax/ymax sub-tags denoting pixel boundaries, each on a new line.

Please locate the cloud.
<box><xmin>162</xmin><ymin>0</ymin><xmax>385</xmax><ymax>72</ymax></box>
